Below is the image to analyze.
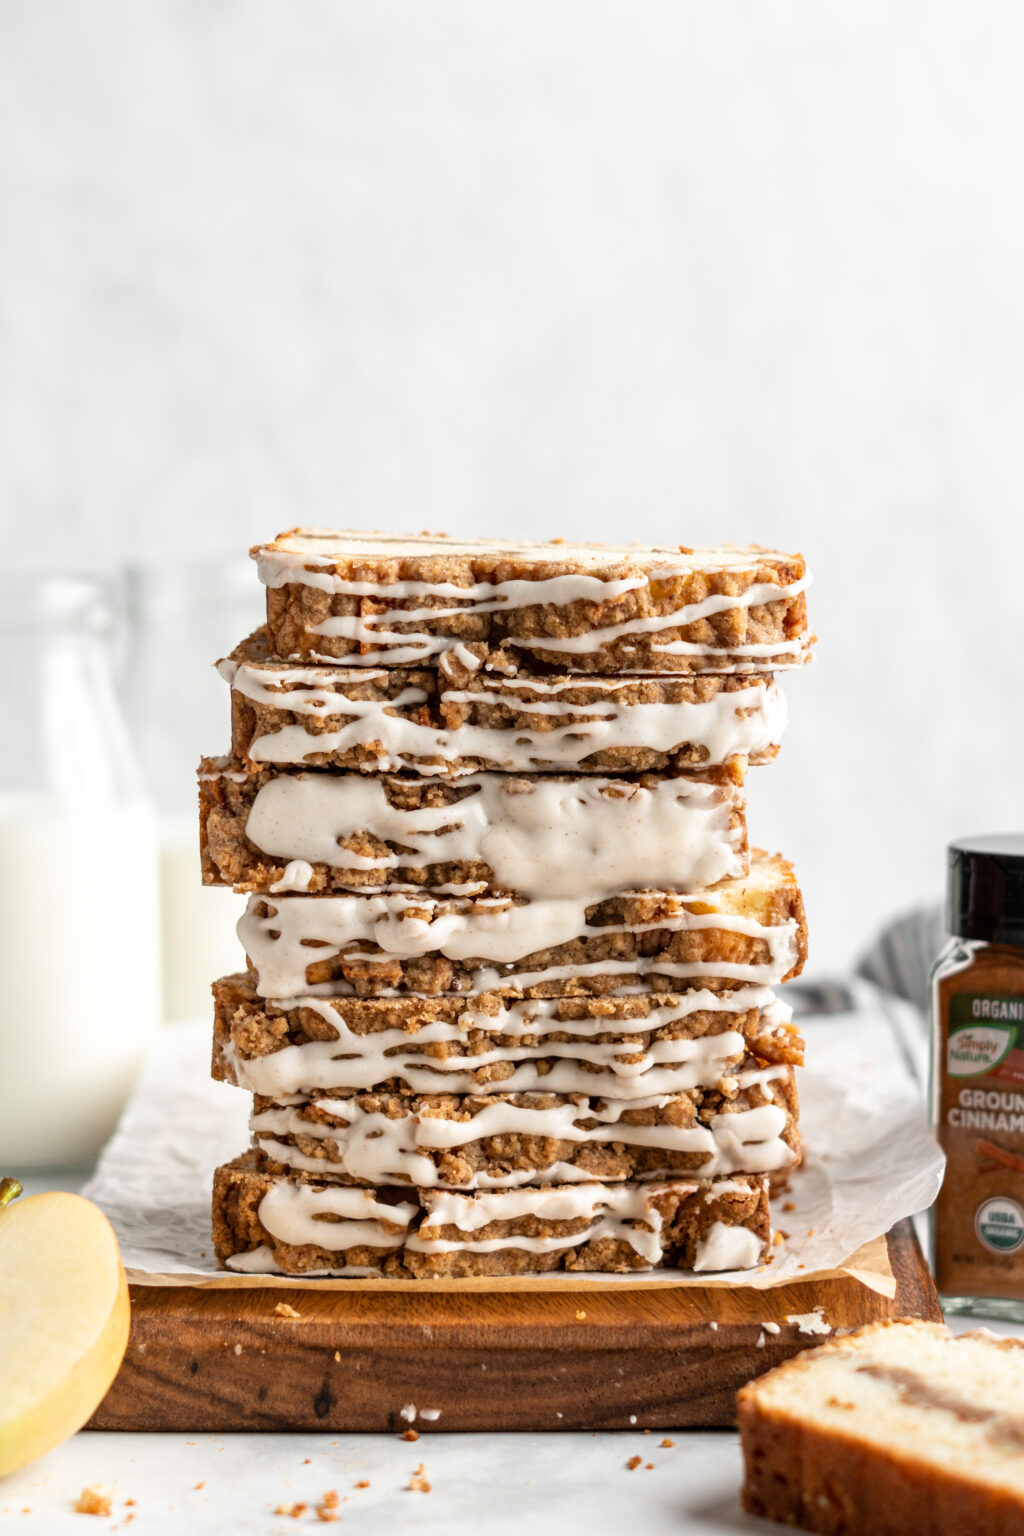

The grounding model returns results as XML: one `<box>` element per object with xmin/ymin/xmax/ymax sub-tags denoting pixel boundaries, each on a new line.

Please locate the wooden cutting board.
<box><xmin>89</xmin><ymin>1221</ymin><xmax>940</xmax><ymax>1432</ymax></box>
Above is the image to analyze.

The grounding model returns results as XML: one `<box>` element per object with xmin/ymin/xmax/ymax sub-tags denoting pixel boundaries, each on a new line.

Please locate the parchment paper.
<box><xmin>83</xmin><ymin>989</ymin><xmax>943</xmax><ymax>1296</ymax></box>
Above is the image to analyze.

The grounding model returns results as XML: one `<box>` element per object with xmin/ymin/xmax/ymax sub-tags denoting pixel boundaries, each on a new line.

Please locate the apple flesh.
<box><xmin>0</xmin><ymin>1189</ymin><xmax>129</xmax><ymax>1476</ymax></box>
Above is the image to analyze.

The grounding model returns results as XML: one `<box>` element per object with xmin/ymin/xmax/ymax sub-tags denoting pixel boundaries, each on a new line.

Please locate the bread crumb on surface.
<box><xmin>334</xmin><ymin>1351</ymin><xmax>341</xmax><ymax>1362</ymax></box>
<box><xmin>575</xmin><ymin>1310</ymin><xmax>587</xmax><ymax>1320</ymax></box>
<box><xmin>75</xmin><ymin>1487</ymin><xmax>113</xmax><ymax>1517</ymax></box>
<box><xmin>626</xmin><ymin>1456</ymin><xmax>643</xmax><ymax>1471</ymax></box>
<box><xmin>401</xmin><ymin>1428</ymin><xmax>419</xmax><ymax>1442</ymax></box>
<box><xmin>315</xmin><ymin>1490</ymin><xmax>341</xmax><ymax>1522</ymax></box>
<box><xmin>408</xmin><ymin>1464</ymin><xmax>431</xmax><ymax>1493</ymax></box>
<box><xmin>274</xmin><ymin>1502</ymin><xmax>307</xmax><ymax>1518</ymax></box>
<box><xmin>274</xmin><ymin>1302</ymin><xmax>301</xmax><ymax>1319</ymax></box>
<box><xmin>193</xmin><ymin>1482</ymin><xmax>204</xmax><ymax>1490</ymax></box>
<box><xmin>660</xmin><ymin>1437</ymin><xmax>675</xmax><ymax>1448</ymax></box>
<box><xmin>355</xmin><ymin>1480</ymin><xmax>370</xmax><ymax>1489</ymax></box>
<box><xmin>645</xmin><ymin>1463</ymin><xmax>654</xmax><ymax>1470</ymax></box>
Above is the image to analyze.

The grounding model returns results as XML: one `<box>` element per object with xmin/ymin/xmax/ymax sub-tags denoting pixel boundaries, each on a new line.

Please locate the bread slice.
<box><xmin>246</xmin><ymin>1063</ymin><xmax>800</xmax><ymax>1189</ymax></box>
<box><xmin>236</xmin><ymin>849</ymin><xmax>807</xmax><ymax>998</ymax></box>
<box><xmin>211</xmin><ymin>972</ymin><xmax>805</xmax><ymax>1099</ymax></box>
<box><xmin>739</xmin><ymin>1320</ymin><xmax>1024</xmax><ymax>1535</ymax></box>
<box><xmin>198</xmin><ymin>757</ymin><xmax>748</xmax><ymax>898</ymax></box>
<box><xmin>220</xmin><ymin>628</ymin><xmax>787</xmax><ymax>776</ymax></box>
<box><xmin>253</xmin><ymin>528</ymin><xmax>811</xmax><ymax>673</ymax></box>
<box><xmin>213</xmin><ymin>1154</ymin><xmax>772</xmax><ymax>1277</ymax></box>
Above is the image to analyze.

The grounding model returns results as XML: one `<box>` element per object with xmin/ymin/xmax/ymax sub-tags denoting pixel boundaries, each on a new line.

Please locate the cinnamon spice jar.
<box><xmin>932</xmin><ymin>834</ymin><xmax>1024</xmax><ymax>1319</ymax></box>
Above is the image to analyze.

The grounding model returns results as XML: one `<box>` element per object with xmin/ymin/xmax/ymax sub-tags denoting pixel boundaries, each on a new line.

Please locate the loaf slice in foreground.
<box><xmin>739</xmin><ymin>1321</ymin><xmax>1024</xmax><ymax>1536</ymax></box>
<box><xmin>214</xmin><ymin>1155</ymin><xmax>771</xmax><ymax>1277</ymax></box>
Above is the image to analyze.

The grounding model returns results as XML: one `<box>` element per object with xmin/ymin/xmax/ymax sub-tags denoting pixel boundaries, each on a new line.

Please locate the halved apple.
<box><xmin>0</xmin><ymin>1181</ymin><xmax>129</xmax><ymax>1476</ymax></box>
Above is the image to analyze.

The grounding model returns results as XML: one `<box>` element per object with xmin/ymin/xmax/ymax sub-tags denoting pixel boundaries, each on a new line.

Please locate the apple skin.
<box><xmin>0</xmin><ymin>1192</ymin><xmax>130</xmax><ymax>1477</ymax></box>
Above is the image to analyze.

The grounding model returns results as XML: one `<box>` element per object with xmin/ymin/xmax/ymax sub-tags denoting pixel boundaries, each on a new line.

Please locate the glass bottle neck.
<box><xmin>0</xmin><ymin>576</ymin><xmax>146</xmax><ymax>806</ymax></box>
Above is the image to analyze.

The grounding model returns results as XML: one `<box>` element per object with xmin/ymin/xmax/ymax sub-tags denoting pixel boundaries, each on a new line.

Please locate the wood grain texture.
<box><xmin>90</xmin><ymin>1221</ymin><xmax>940</xmax><ymax>1432</ymax></box>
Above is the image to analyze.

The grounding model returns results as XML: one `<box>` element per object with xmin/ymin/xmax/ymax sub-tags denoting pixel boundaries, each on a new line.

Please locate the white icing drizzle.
<box><xmin>468</xmin><ymin>952</ymin><xmax>793</xmax><ymax>992</ymax></box>
<box><xmin>230</xmin><ymin>1175</ymin><xmax>767</xmax><ymax>1271</ymax></box>
<box><xmin>507</xmin><ymin>582</ymin><xmax>807</xmax><ymax>659</ymax></box>
<box><xmin>692</xmin><ymin>1222</ymin><xmax>765</xmax><ymax>1272</ymax></box>
<box><xmin>218</xmin><ymin>656</ymin><xmax>787</xmax><ymax>774</ymax></box>
<box><xmin>237</xmin><ymin>889</ymin><xmax>800</xmax><ymax>998</ymax></box>
<box><xmin>269</xmin><ymin>858</ymin><xmax>316</xmax><ymax>894</ymax></box>
<box><xmin>252</xmin><ymin>1179</ymin><xmax>417</xmax><ymax>1253</ymax></box>
<box><xmin>223</xmin><ymin>988</ymin><xmax>777</xmax><ymax>1099</ymax></box>
<box><xmin>225</xmin><ymin>1243</ymin><xmax>281</xmax><ymax>1273</ymax></box>
<box><xmin>408</xmin><ymin>1179</ymin><xmax>764</xmax><ymax>1265</ymax></box>
<box><xmin>254</xmin><ymin>534</ymin><xmax>809</xmax><ymax>669</ymax></box>
<box><xmin>249</xmin><ymin>1072</ymin><xmax>794</xmax><ymax>1188</ymax></box>
<box><xmin>439</xmin><ymin>643</ymin><xmax>483</xmax><ymax>676</ymax></box>
<box><xmin>259</xmin><ymin>562</ymin><xmax>647</xmax><ymax>605</ymax></box>
<box><xmin>301</xmin><ymin>579</ymin><xmax>808</xmax><ymax>667</ymax></box>
<box><xmin>224</xmin><ymin>1243</ymin><xmax>383</xmax><ymax>1279</ymax></box>
<box><xmin>301</xmin><ymin>575</ymin><xmax>645</xmax><ymax>666</ymax></box>
<box><xmin>241</xmin><ymin>771</ymin><xmax>746</xmax><ymax>898</ymax></box>
<box><xmin>410</xmin><ymin>1183</ymin><xmax>668</xmax><ymax>1261</ymax></box>
<box><xmin>704</xmin><ymin>1178</ymin><xmax>758</xmax><ymax>1200</ymax></box>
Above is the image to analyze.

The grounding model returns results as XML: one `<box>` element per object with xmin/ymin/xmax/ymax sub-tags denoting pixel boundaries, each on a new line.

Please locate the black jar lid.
<box><xmin>948</xmin><ymin>834</ymin><xmax>1024</xmax><ymax>945</ymax></box>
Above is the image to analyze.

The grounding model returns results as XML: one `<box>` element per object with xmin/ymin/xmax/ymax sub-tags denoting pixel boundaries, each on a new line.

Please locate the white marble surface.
<box><xmin>3</xmin><ymin>1423</ymin><xmax>759</xmax><ymax>1536</ymax></box>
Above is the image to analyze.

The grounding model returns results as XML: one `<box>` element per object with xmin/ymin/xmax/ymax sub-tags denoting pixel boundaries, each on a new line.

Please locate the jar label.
<box><xmin>975</xmin><ymin>1196</ymin><xmax>1024</xmax><ymax>1254</ymax></box>
<box><xmin>948</xmin><ymin>994</ymin><xmax>1024</xmax><ymax>1082</ymax></box>
<box><xmin>948</xmin><ymin>1024</ymin><xmax>1015</xmax><ymax>1076</ymax></box>
<box><xmin>935</xmin><ymin>975</ymin><xmax>1024</xmax><ymax>1303</ymax></box>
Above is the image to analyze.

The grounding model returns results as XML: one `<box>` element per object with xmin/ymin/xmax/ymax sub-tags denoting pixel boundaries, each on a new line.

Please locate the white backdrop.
<box><xmin>3</xmin><ymin>1</ymin><xmax>1023</xmax><ymax>971</ymax></box>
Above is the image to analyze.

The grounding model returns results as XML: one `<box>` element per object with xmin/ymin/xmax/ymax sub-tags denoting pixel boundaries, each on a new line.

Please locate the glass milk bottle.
<box><xmin>122</xmin><ymin>558</ymin><xmax>262</xmax><ymax>1021</ymax></box>
<box><xmin>0</xmin><ymin>574</ymin><xmax>160</xmax><ymax>1166</ymax></box>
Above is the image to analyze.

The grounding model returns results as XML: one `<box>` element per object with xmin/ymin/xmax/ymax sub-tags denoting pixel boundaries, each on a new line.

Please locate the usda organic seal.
<box><xmin>975</xmin><ymin>1196</ymin><xmax>1024</xmax><ymax>1254</ymax></box>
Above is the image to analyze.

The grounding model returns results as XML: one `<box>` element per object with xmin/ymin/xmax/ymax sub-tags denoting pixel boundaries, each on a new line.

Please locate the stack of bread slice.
<box><xmin>203</xmin><ymin>531</ymin><xmax>811</xmax><ymax>1278</ymax></box>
